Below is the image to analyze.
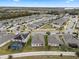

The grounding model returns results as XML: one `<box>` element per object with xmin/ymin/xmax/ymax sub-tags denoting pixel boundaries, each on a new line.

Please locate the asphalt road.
<box><xmin>0</xmin><ymin>51</ymin><xmax>76</xmax><ymax>59</ymax></box>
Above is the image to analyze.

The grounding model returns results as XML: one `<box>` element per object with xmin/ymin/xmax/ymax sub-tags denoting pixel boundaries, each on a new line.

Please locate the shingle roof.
<box><xmin>32</xmin><ymin>33</ymin><xmax>45</xmax><ymax>45</ymax></box>
<box><xmin>64</xmin><ymin>34</ymin><xmax>79</xmax><ymax>46</ymax></box>
<box><xmin>48</xmin><ymin>35</ymin><xmax>63</xmax><ymax>45</ymax></box>
<box><xmin>0</xmin><ymin>32</ymin><xmax>15</xmax><ymax>44</ymax></box>
<box><xmin>53</xmin><ymin>17</ymin><xmax>68</xmax><ymax>26</ymax></box>
<box><xmin>14</xmin><ymin>32</ymin><xmax>29</xmax><ymax>40</ymax></box>
<box><xmin>76</xmin><ymin>22</ymin><xmax>79</xmax><ymax>28</ymax></box>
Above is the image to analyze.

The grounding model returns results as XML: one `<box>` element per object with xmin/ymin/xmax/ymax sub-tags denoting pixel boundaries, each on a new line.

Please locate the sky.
<box><xmin>0</xmin><ymin>0</ymin><xmax>79</xmax><ymax>7</ymax></box>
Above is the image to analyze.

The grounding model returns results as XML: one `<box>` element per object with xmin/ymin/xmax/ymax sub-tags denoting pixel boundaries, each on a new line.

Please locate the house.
<box><xmin>76</xmin><ymin>21</ymin><xmax>79</xmax><ymax>29</ymax></box>
<box><xmin>12</xmin><ymin>32</ymin><xmax>30</xmax><ymax>43</ymax></box>
<box><xmin>64</xmin><ymin>34</ymin><xmax>79</xmax><ymax>48</ymax></box>
<box><xmin>31</xmin><ymin>32</ymin><xmax>46</xmax><ymax>36</ymax></box>
<box><xmin>31</xmin><ymin>33</ymin><xmax>45</xmax><ymax>47</ymax></box>
<box><xmin>48</xmin><ymin>35</ymin><xmax>63</xmax><ymax>46</ymax></box>
<box><xmin>52</xmin><ymin>16</ymin><xmax>69</xmax><ymax>28</ymax></box>
<box><xmin>0</xmin><ymin>31</ymin><xmax>15</xmax><ymax>47</ymax></box>
<box><xmin>10</xmin><ymin>32</ymin><xmax>30</xmax><ymax>50</ymax></box>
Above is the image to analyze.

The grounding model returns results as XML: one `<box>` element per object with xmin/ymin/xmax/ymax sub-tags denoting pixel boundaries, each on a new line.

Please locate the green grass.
<box><xmin>0</xmin><ymin>36</ymin><xmax>79</xmax><ymax>55</ymax></box>
<box><xmin>41</xmin><ymin>23</ymin><xmax>53</xmax><ymax>29</ymax></box>
<box><xmin>26</xmin><ymin>36</ymin><xmax>32</xmax><ymax>46</ymax></box>
<box><xmin>0</xmin><ymin>42</ymin><xmax>61</xmax><ymax>55</ymax></box>
<box><xmin>0</xmin><ymin>42</ymin><xmax>23</xmax><ymax>55</ymax></box>
<box><xmin>13</xmin><ymin>56</ymin><xmax>78</xmax><ymax>59</ymax></box>
<box><xmin>44</xmin><ymin>35</ymin><xmax>48</xmax><ymax>46</ymax></box>
<box><xmin>1</xmin><ymin>42</ymin><xmax>79</xmax><ymax>55</ymax></box>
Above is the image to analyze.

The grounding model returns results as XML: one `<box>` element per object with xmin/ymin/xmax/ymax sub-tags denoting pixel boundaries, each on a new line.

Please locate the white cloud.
<box><xmin>69</xmin><ymin>0</ymin><xmax>74</xmax><ymax>1</ymax></box>
<box><xmin>66</xmin><ymin>0</ymin><xmax>74</xmax><ymax>3</ymax></box>
<box><xmin>12</xmin><ymin>0</ymin><xmax>20</xmax><ymax>2</ymax></box>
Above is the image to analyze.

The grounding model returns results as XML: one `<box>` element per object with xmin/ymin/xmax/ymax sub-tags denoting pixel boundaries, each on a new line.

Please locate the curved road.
<box><xmin>0</xmin><ymin>51</ymin><xmax>76</xmax><ymax>59</ymax></box>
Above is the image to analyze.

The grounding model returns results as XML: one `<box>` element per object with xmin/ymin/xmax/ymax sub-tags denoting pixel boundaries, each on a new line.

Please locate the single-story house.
<box><xmin>10</xmin><ymin>32</ymin><xmax>30</xmax><ymax>50</ymax></box>
<box><xmin>52</xmin><ymin>16</ymin><xmax>69</xmax><ymax>28</ymax></box>
<box><xmin>31</xmin><ymin>33</ymin><xmax>45</xmax><ymax>47</ymax></box>
<box><xmin>12</xmin><ymin>32</ymin><xmax>30</xmax><ymax>43</ymax></box>
<box><xmin>48</xmin><ymin>35</ymin><xmax>63</xmax><ymax>46</ymax></box>
<box><xmin>76</xmin><ymin>21</ymin><xmax>79</xmax><ymax>29</ymax></box>
<box><xmin>0</xmin><ymin>31</ymin><xmax>15</xmax><ymax>47</ymax></box>
<box><xmin>64</xmin><ymin>34</ymin><xmax>79</xmax><ymax>48</ymax></box>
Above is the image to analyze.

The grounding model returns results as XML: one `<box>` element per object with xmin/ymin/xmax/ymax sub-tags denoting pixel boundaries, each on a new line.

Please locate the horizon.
<box><xmin>0</xmin><ymin>0</ymin><xmax>79</xmax><ymax>7</ymax></box>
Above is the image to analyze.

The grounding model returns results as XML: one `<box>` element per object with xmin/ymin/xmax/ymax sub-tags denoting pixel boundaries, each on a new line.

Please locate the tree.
<box><xmin>46</xmin><ymin>31</ymin><xmax>50</xmax><ymax>35</ymax></box>
<box><xmin>8</xmin><ymin>55</ymin><xmax>13</xmax><ymax>59</ymax></box>
<box><xmin>60</xmin><ymin>53</ymin><xmax>63</xmax><ymax>57</ymax></box>
<box><xmin>48</xmin><ymin>45</ymin><xmax>51</xmax><ymax>50</ymax></box>
<box><xmin>76</xmin><ymin>52</ymin><xmax>79</xmax><ymax>57</ymax></box>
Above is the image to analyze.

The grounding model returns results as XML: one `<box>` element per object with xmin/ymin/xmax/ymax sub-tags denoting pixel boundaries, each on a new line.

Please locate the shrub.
<box><xmin>8</xmin><ymin>55</ymin><xmax>13</xmax><ymax>59</ymax></box>
<box><xmin>76</xmin><ymin>52</ymin><xmax>79</xmax><ymax>57</ymax></box>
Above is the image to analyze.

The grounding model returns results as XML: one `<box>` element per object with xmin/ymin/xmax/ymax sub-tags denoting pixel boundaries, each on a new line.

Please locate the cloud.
<box><xmin>69</xmin><ymin>0</ymin><xmax>74</xmax><ymax>1</ymax></box>
<box><xmin>66</xmin><ymin>0</ymin><xmax>74</xmax><ymax>3</ymax></box>
<box><xmin>12</xmin><ymin>0</ymin><xmax>20</xmax><ymax>2</ymax></box>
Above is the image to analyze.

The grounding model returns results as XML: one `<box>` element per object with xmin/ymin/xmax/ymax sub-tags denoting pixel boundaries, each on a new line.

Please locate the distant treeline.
<box><xmin>0</xmin><ymin>11</ymin><xmax>40</xmax><ymax>20</ymax></box>
<box><xmin>0</xmin><ymin>9</ymin><xmax>79</xmax><ymax>20</ymax></box>
<box><xmin>46</xmin><ymin>9</ymin><xmax>79</xmax><ymax>15</ymax></box>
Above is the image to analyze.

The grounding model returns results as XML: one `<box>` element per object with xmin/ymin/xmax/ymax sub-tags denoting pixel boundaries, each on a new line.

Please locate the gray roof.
<box><xmin>27</xmin><ymin>24</ymin><xmax>39</xmax><ymax>29</ymax></box>
<box><xmin>13</xmin><ymin>32</ymin><xmax>29</xmax><ymax>40</ymax></box>
<box><xmin>64</xmin><ymin>34</ymin><xmax>79</xmax><ymax>46</ymax></box>
<box><xmin>76</xmin><ymin>22</ymin><xmax>79</xmax><ymax>28</ymax></box>
<box><xmin>53</xmin><ymin>17</ymin><xmax>68</xmax><ymax>26</ymax></box>
<box><xmin>32</xmin><ymin>33</ymin><xmax>45</xmax><ymax>45</ymax></box>
<box><xmin>27</xmin><ymin>20</ymin><xmax>47</xmax><ymax>29</ymax></box>
<box><xmin>48</xmin><ymin>35</ymin><xmax>63</xmax><ymax>45</ymax></box>
<box><xmin>0</xmin><ymin>32</ymin><xmax>15</xmax><ymax>45</ymax></box>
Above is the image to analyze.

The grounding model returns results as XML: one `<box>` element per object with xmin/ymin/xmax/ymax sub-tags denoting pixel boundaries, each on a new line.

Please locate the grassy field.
<box><xmin>13</xmin><ymin>56</ymin><xmax>78</xmax><ymax>59</ymax></box>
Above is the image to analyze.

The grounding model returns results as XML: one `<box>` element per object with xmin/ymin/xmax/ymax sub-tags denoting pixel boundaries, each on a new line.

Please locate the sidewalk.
<box><xmin>0</xmin><ymin>51</ymin><xmax>76</xmax><ymax>59</ymax></box>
